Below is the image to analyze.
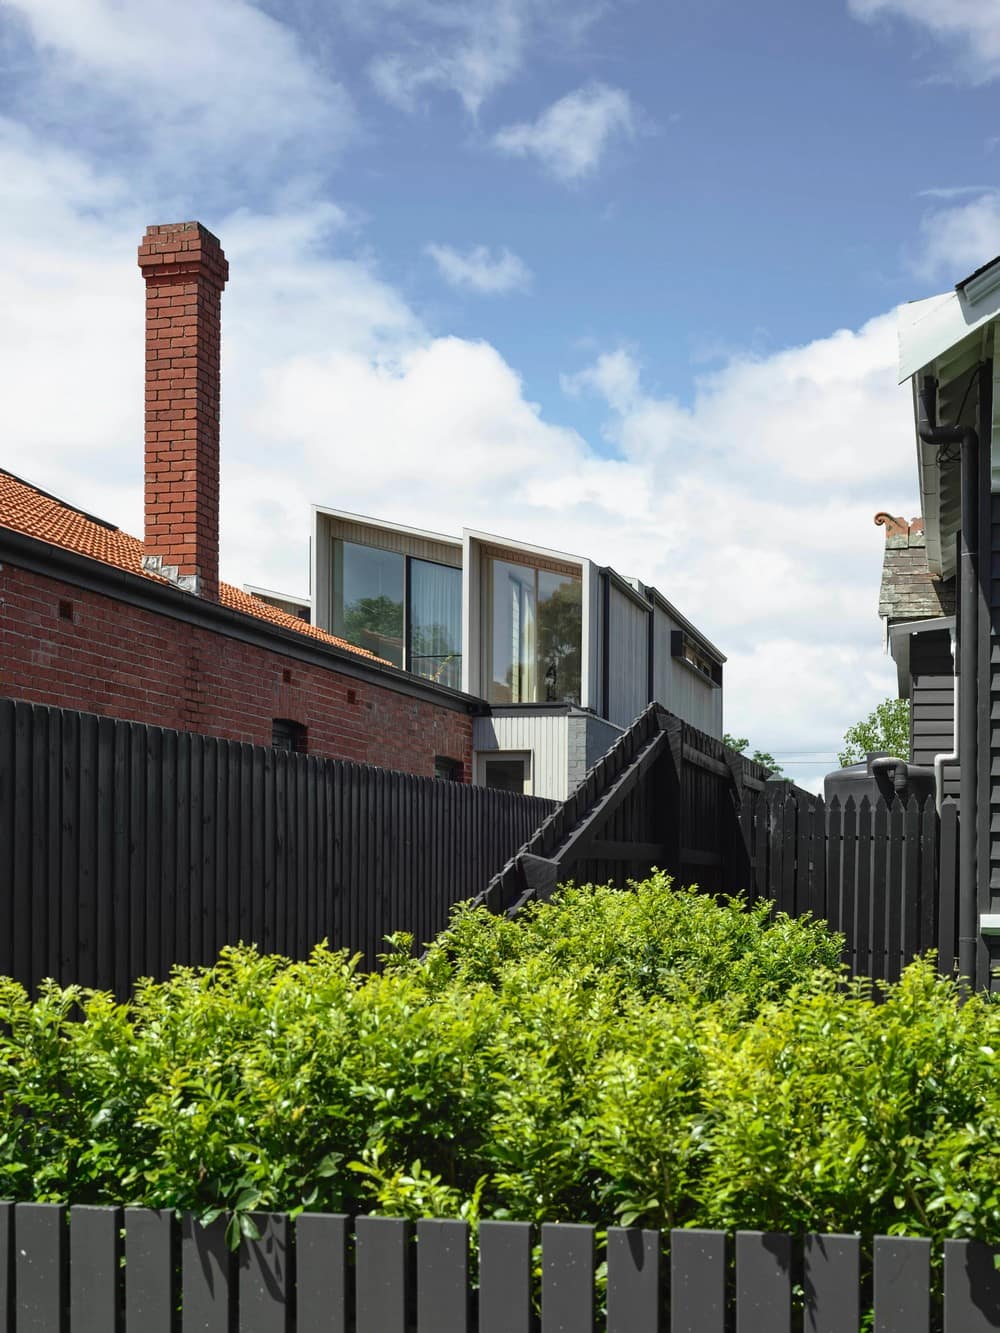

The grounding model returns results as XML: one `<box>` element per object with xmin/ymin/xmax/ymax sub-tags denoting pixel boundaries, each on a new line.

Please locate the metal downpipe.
<box><xmin>958</xmin><ymin>449</ymin><xmax>978</xmax><ymax>993</ymax></box>
<box><xmin>918</xmin><ymin>376</ymin><xmax>979</xmax><ymax>993</ymax></box>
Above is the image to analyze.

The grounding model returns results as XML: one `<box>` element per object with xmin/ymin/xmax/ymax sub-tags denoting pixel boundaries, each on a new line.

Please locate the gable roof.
<box><xmin>0</xmin><ymin>468</ymin><xmax>385</xmax><ymax>662</ymax></box>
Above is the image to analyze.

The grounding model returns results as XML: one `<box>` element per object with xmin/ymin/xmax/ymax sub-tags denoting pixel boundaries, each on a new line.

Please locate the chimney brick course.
<box><xmin>138</xmin><ymin>222</ymin><xmax>228</xmax><ymax>600</ymax></box>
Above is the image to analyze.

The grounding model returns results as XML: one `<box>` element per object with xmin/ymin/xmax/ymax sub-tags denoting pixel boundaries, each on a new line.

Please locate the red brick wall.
<box><xmin>0</xmin><ymin>562</ymin><xmax>472</xmax><ymax>778</ymax></box>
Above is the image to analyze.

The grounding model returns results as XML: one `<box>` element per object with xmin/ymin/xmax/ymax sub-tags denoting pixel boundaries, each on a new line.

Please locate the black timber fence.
<box><xmin>476</xmin><ymin>704</ymin><xmax>776</xmax><ymax>915</ymax></box>
<box><xmin>736</xmin><ymin>788</ymin><xmax>959</xmax><ymax>983</ymax></box>
<box><xmin>0</xmin><ymin>698</ymin><xmax>554</xmax><ymax>995</ymax></box>
<box><xmin>1</xmin><ymin>1201</ymin><xmax>995</xmax><ymax>1332</ymax></box>
<box><xmin>482</xmin><ymin>703</ymin><xmax>960</xmax><ymax>985</ymax></box>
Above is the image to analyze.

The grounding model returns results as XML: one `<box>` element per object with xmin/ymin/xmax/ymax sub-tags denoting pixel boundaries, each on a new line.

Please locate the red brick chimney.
<box><xmin>138</xmin><ymin>222</ymin><xmax>228</xmax><ymax>600</ymax></box>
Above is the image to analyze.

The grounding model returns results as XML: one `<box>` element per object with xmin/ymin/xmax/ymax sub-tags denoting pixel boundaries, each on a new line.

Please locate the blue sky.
<box><xmin>2</xmin><ymin>0</ymin><xmax>999</xmax><ymax>787</ymax></box>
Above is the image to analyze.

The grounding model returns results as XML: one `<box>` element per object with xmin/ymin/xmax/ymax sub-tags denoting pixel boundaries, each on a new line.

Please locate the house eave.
<box><xmin>898</xmin><ymin>270</ymin><xmax>1000</xmax><ymax>385</ymax></box>
<box><xmin>888</xmin><ymin>614</ymin><xmax>956</xmax><ymax>697</ymax></box>
<box><xmin>901</xmin><ymin>291</ymin><xmax>998</xmax><ymax>580</ymax></box>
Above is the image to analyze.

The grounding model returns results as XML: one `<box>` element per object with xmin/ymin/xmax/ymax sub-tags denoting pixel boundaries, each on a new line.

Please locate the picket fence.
<box><xmin>1</xmin><ymin>1202</ymin><xmax>997</xmax><ymax>1332</ymax></box>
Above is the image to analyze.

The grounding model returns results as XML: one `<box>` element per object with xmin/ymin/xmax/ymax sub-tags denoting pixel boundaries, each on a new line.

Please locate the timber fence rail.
<box><xmin>0</xmin><ymin>698</ymin><xmax>554</xmax><ymax>995</ymax></box>
<box><xmin>476</xmin><ymin>704</ymin><xmax>774</xmax><ymax>914</ymax></box>
<box><xmin>480</xmin><ymin>704</ymin><xmax>960</xmax><ymax>985</ymax></box>
<box><xmin>0</xmin><ymin>1201</ymin><xmax>995</xmax><ymax>1332</ymax></box>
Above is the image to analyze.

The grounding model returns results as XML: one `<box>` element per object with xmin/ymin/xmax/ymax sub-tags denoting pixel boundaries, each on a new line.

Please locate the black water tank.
<box><xmin>823</xmin><ymin>751</ymin><xmax>936</xmax><ymax>806</ymax></box>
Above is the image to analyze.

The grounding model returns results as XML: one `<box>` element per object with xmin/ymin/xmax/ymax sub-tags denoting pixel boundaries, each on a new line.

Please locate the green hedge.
<box><xmin>1</xmin><ymin>873</ymin><xmax>996</xmax><ymax>1250</ymax></box>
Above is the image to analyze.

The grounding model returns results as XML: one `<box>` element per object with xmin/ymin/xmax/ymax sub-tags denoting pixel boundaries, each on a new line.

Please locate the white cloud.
<box><xmin>563</xmin><ymin>346</ymin><xmax>642</xmax><ymax>412</ymax></box>
<box><xmin>917</xmin><ymin>185</ymin><xmax>995</xmax><ymax>199</ymax></box>
<box><xmin>240</xmin><ymin>315</ymin><xmax>910</xmax><ymax>777</ymax></box>
<box><xmin>493</xmin><ymin>82</ymin><xmax>638</xmax><ymax>182</ymax></box>
<box><xmin>356</xmin><ymin>0</ymin><xmax>608</xmax><ymax>115</ymax></box>
<box><xmin>910</xmin><ymin>192</ymin><xmax>1000</xmax><ymax>283</ymax></box>
<box><xmin>1</xmin><ymin>101</ymin><xmax>910</xmax><ymax>799</ymax></box>
<box><xmin>848</xmin><ymin>0</ymin><xmax>1000</xmax><ymax>83</ymax></box>
<box><xmin>425</xmin><ymin>243</ymin><xmax>532</xmax><ymax>295</ymax></box>
<box><xmin>2</xmin><ymin>0</ymin><xmax>354</xmax><ymax>182</ymax></box>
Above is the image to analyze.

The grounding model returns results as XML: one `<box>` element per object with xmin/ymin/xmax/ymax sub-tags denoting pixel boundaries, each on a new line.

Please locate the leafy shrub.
<box><xmin>2</xmin><ymin>873</ymin><xmax>996</xmax><ymax>1255</ymax></box>
<box><xmin>420</xmin><ymin>872</ymin><xmax>843</xmax><ymax>1016</ymax></box>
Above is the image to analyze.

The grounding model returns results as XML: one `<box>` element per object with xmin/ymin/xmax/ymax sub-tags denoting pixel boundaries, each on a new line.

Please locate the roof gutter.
<box><xmin>918</xmin><ymin>374</ymin><xmax>978</xmax><ymax>993</ymax></box>
<box><xmin>0</xmin><ymin>525</ymin><xmax>491</xmax><ymax>716</ymax></box>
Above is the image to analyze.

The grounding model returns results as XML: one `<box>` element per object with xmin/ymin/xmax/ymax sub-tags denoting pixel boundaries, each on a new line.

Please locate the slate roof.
<box><xmin>875</xmin><ymin>512</ymin><xmax>955</xmax><ymax>622</ymax></box>
<box><xmin>0</xmin><ymin>468</ymin><xmax>384</xmax><ymax>661</ymax></box>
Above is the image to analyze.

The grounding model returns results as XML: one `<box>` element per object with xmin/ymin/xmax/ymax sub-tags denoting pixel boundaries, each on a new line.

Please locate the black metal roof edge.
<box><xmin>641</xmin><ymin>582</ymin><xmax>727</xmax><ymax>664</ymax></box>
<box><xmin>956</xmin><ymin>255</ymin><xmax>1000</xmax><ymax>292</ymax></box>
<box><xmin>673</xmin><ymin>652</ymin><xmax>723</xmax><ymax>690</ymax></box>
<box><xmin>0</xmin><ymin>525</ymin><xmax>491</xmax><ymax>716</ymax></box>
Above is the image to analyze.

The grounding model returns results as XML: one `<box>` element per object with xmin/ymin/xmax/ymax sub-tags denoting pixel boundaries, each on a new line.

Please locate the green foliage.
<box><xmin>2</xmin><ymin>874</ymin><xmax>996</xmax><ymax>1260</ymax></box>
<box><xmin>839</xmin><ymin>697</ymin><xmax>911</xmax><ymax>767</ymax></box>
<box><xmin>722</xmin><ymin>733</ymin><xmax>785</xmax><ymax>778</ymax></box>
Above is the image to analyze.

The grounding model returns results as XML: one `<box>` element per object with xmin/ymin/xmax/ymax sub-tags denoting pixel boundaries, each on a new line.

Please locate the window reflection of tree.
<box><xmin>537</xmin><ymin>576</ymin><xmax>581</xmax><ymax>703</ymax></box>
<box><xmin>343</xmin><ymin>593</ymin><xmax>403</xmax><ymax>663</ymax></box>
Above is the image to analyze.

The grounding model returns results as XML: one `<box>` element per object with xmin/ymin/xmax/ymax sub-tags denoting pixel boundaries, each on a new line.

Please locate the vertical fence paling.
<box><xmin>0</xmin><ymin>697</ymin><xmax>962</xmax><ymax>997</ymax></box>
<box><xmin>731</xmin><ymin>789</ymin><xmax>958</xmax><ymax>985</ymax></box>
<box><xmin>0</xmin><ymin>698</ymin><xmax>556</xmax><ymax>994</ymax></box>
<box><xmin>472</xmin><ymin>702</ymin><xmax>957</xmax><ymax>991</ymax></box>
<box><xmin>3</xmin><ymin>1205</ymin><xmax>1000</xmax><ymax>1331</ymax></box>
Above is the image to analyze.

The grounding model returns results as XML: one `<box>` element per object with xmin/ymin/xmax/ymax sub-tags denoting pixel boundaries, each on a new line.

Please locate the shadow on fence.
<box><xmin>1</xmin><ymin>1202</ymin><xmax>995</xmax><ymax>1331</ymax></box>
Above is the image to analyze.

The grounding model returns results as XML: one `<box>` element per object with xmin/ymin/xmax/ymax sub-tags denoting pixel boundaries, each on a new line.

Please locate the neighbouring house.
<box><xmin>0</xmin><ymin>221</ymin><xmax>484</xmax><ymax>778</ymax></box>
<box><xmin>310</xmin><ymin>506</ymin><xmax>725</xmax><ymax>800</ymax></box>
<box><xmin>0</xmin><ymin>218</ymin><xmax>727</xmax><ymax>801</ymax></box>
<box><xmin>875</xmin><ymin>511</ymin><xmax>957</xmax><ymax>800</ymax></box>
<box><xmin>883</xmin><ymin>252</ymin><xmax>1000</xmax><ymax>987</ymax></box>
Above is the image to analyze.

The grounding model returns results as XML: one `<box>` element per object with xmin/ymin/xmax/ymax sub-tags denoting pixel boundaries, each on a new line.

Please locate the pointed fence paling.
<box><xmin>736</xmin><ymin>790</ymin><xmax>959</xmax><ymax>984</ymax></box>
<box><xmin>2</xmin><ymin>1202</ymin><xmax>997</xmax><ymax>1332</ymax></box>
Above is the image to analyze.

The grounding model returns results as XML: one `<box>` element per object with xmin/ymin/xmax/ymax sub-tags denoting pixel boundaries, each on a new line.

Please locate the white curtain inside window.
<box><xmin>409</xmin><ymin>558</ymin><xmax>462</xmax><ymax>689</ymax></box>
<box><xmin>510</xmin><ymin>572</ymin><xmax>535</xmax><ymax>701</ymax></box>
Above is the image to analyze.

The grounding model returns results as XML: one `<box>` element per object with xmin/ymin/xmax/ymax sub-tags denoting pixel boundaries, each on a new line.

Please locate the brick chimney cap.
<box><xmin>141</xmin><ymin>220</ymin><xmax>223</xmax><ymax>245</ymax></box>
<box><xmin>138</xmin><ymin>221</ymin><xmax>228</xmax><ymax>286</ymax></box>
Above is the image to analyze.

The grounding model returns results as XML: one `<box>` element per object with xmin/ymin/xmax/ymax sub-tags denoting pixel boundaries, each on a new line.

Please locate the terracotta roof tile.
<box><xmin>0</xmin><ymin>469</ymin><xmax>386</xmax><ymax>663</ymax></box>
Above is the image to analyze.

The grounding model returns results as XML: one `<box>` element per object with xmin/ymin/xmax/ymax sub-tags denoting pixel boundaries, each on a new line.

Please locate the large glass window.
<box><xmin>409</xmin><ymin>557</ymin><xmax>462</xmax><ymax>690</ymax></box>
<box><xmin>333</xmin><ymin>542</ymin><xmax>404</xmax><ymax>667</ymax></box>
<box><xmin>487</xmin><ymin>557</ymin><xmax>581</xmax><ymax>705</ymax></box>
<box><xmin>332</xmin><ymin>541</ymin><xmax>462</xmax><ymax>686</ymax></box>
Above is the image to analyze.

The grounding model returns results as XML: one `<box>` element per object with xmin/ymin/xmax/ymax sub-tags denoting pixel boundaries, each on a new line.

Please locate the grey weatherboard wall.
<box><xmin>910</xmin><ymin>629</ymin><xmax>959</xmax><ymax>801</ymax></box>
<box><xmin>978</xmin><ymin>360</ymin><xmax>1000</xmax><ymax>987</ymax></box>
